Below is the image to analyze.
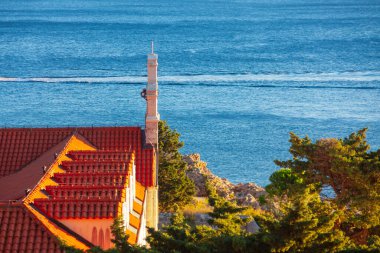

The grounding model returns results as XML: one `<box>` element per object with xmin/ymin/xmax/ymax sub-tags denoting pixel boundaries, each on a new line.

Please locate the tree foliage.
<box><xmin>205</xmin><ymin>180</ymin><xmax>251</xmax><ymax>235</ymax></box>
<box><xmin>147</xmin><ymin>181</ymin><xmax>254</xmax><ymax>253</ymax></box>
<box><xmin>109</xmin><ymin>217</ymin><xmax>152</xmax><ymax>253</ymax></box>
<box><xmin>257</xmin><ymin>185</ymin><xmax>352</xmax><ymax>252</ymax></box>
<box><xmin>158</xmin><ymin>120</ymin><xmax>196</xmax><ymax>211</ymax></box>
<box><xmin>269</xmin><ymin>128</ymin><xmax>380</xmax><ymax>246</ymax></box>
<box><xmin>265</xmin><ymin>168</ymin><xmax>305</xmax><ymax>196</ymax></box>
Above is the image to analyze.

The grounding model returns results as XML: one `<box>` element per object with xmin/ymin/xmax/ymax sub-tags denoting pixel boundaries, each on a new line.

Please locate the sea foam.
<box><xmin>0</xmin><ymin>71</ymin><xmax>380</xmax><ymax>84</ymax></box>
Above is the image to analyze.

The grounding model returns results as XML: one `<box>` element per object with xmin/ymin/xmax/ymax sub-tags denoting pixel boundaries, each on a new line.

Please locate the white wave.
<box><xmin>0</xmin><ymin>76</ymin><xmax>146</xmax><ymax>83</ymax></box>
<box><xmin>1</xmin><ymin>71</ymin><xmax>380</xmax><ymax>83</ymax></box>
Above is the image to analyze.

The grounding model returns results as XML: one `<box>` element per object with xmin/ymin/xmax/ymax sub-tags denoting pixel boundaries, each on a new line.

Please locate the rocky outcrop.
<box><xmin>184</xmin><ymin>154</ymin><xmax>266</xmax><ymax>209</ymax></box>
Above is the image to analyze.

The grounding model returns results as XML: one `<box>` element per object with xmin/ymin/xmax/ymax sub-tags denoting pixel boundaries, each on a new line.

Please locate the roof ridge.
<box><xmin>25</xmin><ymin>203</ymin><xmax>93</xmax><ymax>249</ymax></box>
<box><xmin>23</xmin><ymin>134</ymin><xmax>78</xmax><ymax>200</ymax></box>
<box><xmin>4</xmin><ymin>132</ymin><xmax>72</xmax><ymax>175</ymax></box>
<box><xmin>72</xmin><ymin>131</ymin><xmax>98</xmax><ymax>150</ymax></box>
<box><xmin>0</xmin><ymin>135</ymin><xmax>73</xmax><ymax>201</ymax></box>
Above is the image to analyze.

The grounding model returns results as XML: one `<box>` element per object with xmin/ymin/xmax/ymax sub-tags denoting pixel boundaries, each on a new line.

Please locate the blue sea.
<box><xmin>0</xmin><ymin>0</ymin><xmax>379</xmax><ymax>186</ymax></box>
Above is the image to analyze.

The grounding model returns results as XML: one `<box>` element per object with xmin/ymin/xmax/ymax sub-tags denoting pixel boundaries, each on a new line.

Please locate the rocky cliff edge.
<box><xmin>183</xmin><ymin>154</ymin><xmax>266</xmax><ymax>209</ymax></box>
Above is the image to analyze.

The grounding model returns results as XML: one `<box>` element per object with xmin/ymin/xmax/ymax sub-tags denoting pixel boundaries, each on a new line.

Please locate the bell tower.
<box><xmin>142</xmin><ymin>42</ymin><xmax>159</xmax><ymax>230</ymax></box>
<box><xmin>144</xmin><ymin>42</ymin><xmax>160</xmax><ymax>147</ymax></box>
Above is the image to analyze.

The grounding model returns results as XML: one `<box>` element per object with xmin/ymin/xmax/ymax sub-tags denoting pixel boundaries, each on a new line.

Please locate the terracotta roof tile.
<box><xmin>0</xmin><ymin>129</ymin><xmax>70</xmax><ymax>178</ymax></box>
<box><xmin>0</xmin><ymin>127</ymin><xmax>154</xmax><ymax>186</ymax></box>
<box><xmin>0</xmin><ymin>203</ymin><xmax>64</xmax><ymax>253</ymax></box>
<box><xmin>0</xmin><ymin>126</ymin><xmax>154</xmax><ymax>249</ymax></box>
<box><xmin>0</xmin><ymin>136</ymin><xmax>71</xmax><ymax>201</ymax></box>
<box><xmin>24</xmin><ymin>203</ymin><xmax>91</xmax><ymax>250</ymax></box>
<box><xmin>31</xmin><ymin>147</ymin><xmax>133</xmax><ymax>220</ymax></box>
<box><xmin>34</xmin><ymin>199</ymin><xmax>121</xmax><ymax>219</ymax></box>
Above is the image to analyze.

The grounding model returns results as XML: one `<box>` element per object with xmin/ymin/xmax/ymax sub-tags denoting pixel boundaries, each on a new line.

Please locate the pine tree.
<box><xmin>158</xmin><ymin>120</ymin><xmax>196</xmax><ymax>211</ymax></box>
<box><xmin>257</xmin><ymin>185</ymin><xmax>352</xmax><ymax>253</ymax></box>
<box><xmin>272</xmin><ymin>128</ymin><xmax>380</xmax><ymax>246</ymax></box>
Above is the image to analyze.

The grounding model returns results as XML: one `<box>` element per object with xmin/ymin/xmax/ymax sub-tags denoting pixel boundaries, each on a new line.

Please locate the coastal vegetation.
<box><xmin>62</xmin><ymin>124</ymin><xmax>380</xmax><ymax>253</ymax></box>
<box><xmin>157</xmin><ymin>120</ymin><xmax>196</xmax><ymax>211</ymax></box>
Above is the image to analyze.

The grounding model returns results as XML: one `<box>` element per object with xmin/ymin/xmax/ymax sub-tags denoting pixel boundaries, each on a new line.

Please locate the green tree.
<box><xmin>147</xmin><ymin>181</ymin><xmax>254</xmax><ymax>253</ymax></box>
<box><xmin>256</xmin><ymin>185</ymin><xmax>352</xmax><ymax>253</ymax></box>
<box><xmin>265</xmin><ymin>168</ymin><xmax>305</xmax><ymax>197</ymax></box>
<box><xmin>271</xmin><ymin>128</ymin><xmax>380</xmax><ymax>246</ymax></box>
<box><xmin>147</xmin><ymin>211</ymin><xmax>208</xmax><ymax>253</ymax></box>
<box><xmin>205</xmin><ymin>180</ymin><xmax>251</xmax><ymax>235</ymax></box>
<box><xmin>109</xmin><ymin>217</ymin><xmax>152</xmax><ymax>253</ymax></box>
<box><xmin>158</xmin><ymin>120</ymin><xmax>196</xmax><ymax>211</ymax></box>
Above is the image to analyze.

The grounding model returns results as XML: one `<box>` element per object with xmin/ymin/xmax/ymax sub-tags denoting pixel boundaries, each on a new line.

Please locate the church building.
<box><xmin>0</xmin><ymin>47</ymin><xmax>160</xmax><ymax>252</ymax></box>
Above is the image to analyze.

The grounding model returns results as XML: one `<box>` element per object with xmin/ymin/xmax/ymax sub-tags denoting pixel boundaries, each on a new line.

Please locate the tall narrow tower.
<box><xmin>143</xmin><ymin>42</ymin><xmax>159</xmax><ymax>230</ymax></box>
<box><xmin>145</xmin><ymin>42</ymin><xmax>160</xmax><ymax>147</ymax></box>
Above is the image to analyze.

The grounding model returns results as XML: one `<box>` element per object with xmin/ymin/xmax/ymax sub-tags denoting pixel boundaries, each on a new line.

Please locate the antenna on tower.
<box><xmin>151</xmin><ymin>41</ymin><xmax>154</xmax><ymax>54</ymax></box>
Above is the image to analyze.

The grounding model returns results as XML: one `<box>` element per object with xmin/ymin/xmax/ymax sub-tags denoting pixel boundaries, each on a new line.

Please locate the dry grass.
<box><xmin>182</xmin><ymin>197</ymin><xmax>213</xmax><ymax>215</ymax></box>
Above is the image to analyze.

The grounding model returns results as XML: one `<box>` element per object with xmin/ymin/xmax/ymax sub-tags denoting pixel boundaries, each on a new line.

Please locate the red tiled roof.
<box><xmin>0</xmin><ymin>135</ymin><xmax>71</xmax><ymax>201</ymax></box>
<box><xmin>0</xmin><ymin>203</ymin><xmax>64</xmax><ymax>253</ymax></box>
<box><xmin>34</xmin><ymin>199</ymin><xmax>122</xmax><ymax>219</ymax></box>
<box><xmin>45</xmin><ymin>185</ymin><xmax>125</xmax><ymax>200</ymax></box>
<box><xmin>0</xmin><ymin>127</ymin><xmax>155</xmax><ymax>186</ymax></box>
<box><xmin>34</xmin><ymin>147</ymin><xmax>134</xmax><ymax>220</ymax></box>
<box><xmin>0</xmin><ymin>129</ymin><xmax>70</xmax><ymax>177</ymax></box>
<box><xmin>0</xmin><ymin>127</ymin><xmax>153</xmax><ymax>250</ymax></box>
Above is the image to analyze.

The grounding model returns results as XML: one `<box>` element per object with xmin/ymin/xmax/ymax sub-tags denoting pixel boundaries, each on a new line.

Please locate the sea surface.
<box><xmin>0</xmin><ymin>0</ymin><xmax>379</xmax><ymax>186</ymax></box>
